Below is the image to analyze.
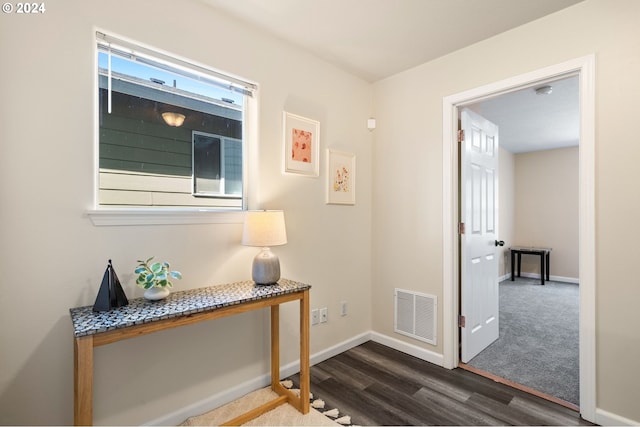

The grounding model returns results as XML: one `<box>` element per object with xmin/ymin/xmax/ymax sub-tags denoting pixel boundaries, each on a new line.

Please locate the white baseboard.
<box><xmin>150</xmin><ymin>330</ymin><xmax>640</xmax><ymax>427</ymax></box>
<box><xmin>143</xmin><ymin>332</ymin><xmax>371</xmax><ymax>426</ymax></box>
<box><xmin>309</xmin><ymin>331</ymin><xmax>371</xmax><ymax>370</ymax></box>
<box><xmin>595</xmin><ymin>408</ymin><xmax>640</xmax><ymax>426</ymax></box>
<box><xmin>142</xmin><ymin>373</ymin><xmax>271</xmax><ymax>426</ymax></box>
<box><xmin>370</xmin><ymin>331</ymin><xmax>444</xmax><ymax>367</ymax></box>
<box><xmin>502</xmin><ymin>272</ymin><xmax>580</xmax><ymax>284</ymax></box>
<box><xmin>550</xmin><ymin>275</ymin><xmax>579</xmax><ymax>284</ymax></box>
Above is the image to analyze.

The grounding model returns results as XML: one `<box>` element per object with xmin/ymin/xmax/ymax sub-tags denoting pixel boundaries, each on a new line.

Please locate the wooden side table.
<box><xmin>509</xmin><ymin>247</ymin><xmax>552</xmax><ymax>285</ymax></box>
<box><xmin>69</xmin><ymin>279</ymin><xmax>311</xmax><ymax>426</ymax></box>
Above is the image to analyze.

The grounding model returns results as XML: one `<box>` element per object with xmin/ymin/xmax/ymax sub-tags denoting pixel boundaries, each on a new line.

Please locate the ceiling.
<box><xmin>470</xmin><ymin>75</ymin><xmax>579</xmax><ymax>153</ymax></box>
<box><xmin>202</xmin><ymin>0</ymin><xmax>583</xmax><ymax>82</ymax></box>
<box><xmin>202</xmin><ymin>0</ymin><xmax>583</xmax><ymax>153</ymax></box>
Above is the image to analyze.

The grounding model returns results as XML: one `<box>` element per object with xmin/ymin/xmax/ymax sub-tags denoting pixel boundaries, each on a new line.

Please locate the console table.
<box><xmin>69</xmin><ymin>279</ymin><xmax>310</xmax><ymax>426</ymax></box>
<box><xmin>510</xmin><ymin>247</ymin><xmax>552</xmax><ymax>285</ymax></box>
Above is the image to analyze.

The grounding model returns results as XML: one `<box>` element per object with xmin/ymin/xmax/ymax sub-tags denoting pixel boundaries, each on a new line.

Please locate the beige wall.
<box><xmin>514</xmin><ymin>147</ymin><xmax>579</xmax><ymax>280</ymax></box>
<box><xmin>499</xmin><ymin>147</ymin><xmax>515</xmax><ymax>278</ymax></box>
<box><xmin>372</xmin><ymin>0</ymin><xmax>640</xmax><ymax>422</ymax></box>
<box><xmin>0</xmin><ymin>1</ymin><xmax>372</xmax><ymax>424</ymax></box>
<box><xmin>498</xmin><ymin>146</ymin><xmax>579</xmax><ymax>281</ymax></box>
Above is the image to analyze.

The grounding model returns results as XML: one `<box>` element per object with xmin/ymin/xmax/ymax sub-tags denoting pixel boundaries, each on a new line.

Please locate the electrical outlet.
<box><xmin>340</xmin><ymin>301</ymin><xmax>347</xmax><ymax>316</ymax></box>
<box><xmin>320</xmin><ymin>307</ymin><xmax>328</xmax><ymax>323</ymax></box>
<box><xmin>311</xmin><ymin>309</ymin><xmax>319</xmax><ymax>325</ymax></box>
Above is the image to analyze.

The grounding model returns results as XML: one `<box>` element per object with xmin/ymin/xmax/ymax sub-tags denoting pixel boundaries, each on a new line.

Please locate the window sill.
<box><xmin>86</xmin><ymin>208</ymin><xmax>244</xmax><ymax>226</ymax></box>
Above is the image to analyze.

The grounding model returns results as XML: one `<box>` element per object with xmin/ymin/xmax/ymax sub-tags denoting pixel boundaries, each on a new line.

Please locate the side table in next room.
<box><xmin>509</xmin><ymin>246</ymin><xmax>552</xmax><ymax>285</ymax></box>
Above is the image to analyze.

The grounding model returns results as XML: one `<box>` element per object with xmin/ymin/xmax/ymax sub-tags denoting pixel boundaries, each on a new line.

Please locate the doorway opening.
<box><xmin>460</xmin><ymin>75</ymin><xmax>580</xmax><ymax>409</ymax></box>
<box><xmin>441</xmin><ymin>55</ymin><xmax>596</xmax><ymax>423</ymax></box>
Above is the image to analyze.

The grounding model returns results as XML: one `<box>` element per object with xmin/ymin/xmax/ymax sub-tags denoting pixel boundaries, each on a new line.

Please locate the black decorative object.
<box><xmin>93</xmin><ymin>259</ymin><xmax>129</xmax><ymax>312</ymax></box>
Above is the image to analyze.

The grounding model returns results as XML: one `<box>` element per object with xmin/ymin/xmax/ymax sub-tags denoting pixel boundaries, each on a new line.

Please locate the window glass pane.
<box><xmin>224</xmin><ymin>139</ymin><xmax>243</xmax><ymax>195</ymax></box>
<box><xmin>97</xmin><ymin>40</ymin><xmax>247</xmax><ymax>209</ymax></box>
<box><xmin>193</xmin><ymin>133</ymin><xmax>221</xmax><ymax>195</ymax></box>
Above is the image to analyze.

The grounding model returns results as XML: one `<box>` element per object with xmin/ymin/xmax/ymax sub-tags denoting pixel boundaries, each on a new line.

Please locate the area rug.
<box><xmin>181</xmin><ymin>382</ymin><xmax>351</xmax><ymax>426</ymax></box>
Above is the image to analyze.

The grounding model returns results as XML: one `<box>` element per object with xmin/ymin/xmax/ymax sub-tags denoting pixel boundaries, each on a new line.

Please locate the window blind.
<box><xmin>96</xmin><ymin>31</ymin><xmax>257</xmax><ymax>97</ymax></box>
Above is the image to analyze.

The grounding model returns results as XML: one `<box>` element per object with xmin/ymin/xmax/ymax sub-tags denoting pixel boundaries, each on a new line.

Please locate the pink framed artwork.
<box><xmin>326</xmin><ymin>149</ymin><xmax>356</xmax><ymax>205</ymax></box>
<box><xmin>283</xmin><ymin>112</ymin><xmax>320</xmax><ymax>176</ymax></box>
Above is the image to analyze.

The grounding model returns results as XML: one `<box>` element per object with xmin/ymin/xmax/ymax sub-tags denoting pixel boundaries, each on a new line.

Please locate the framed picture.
<box><xmin>326</xmin><ymin>149</ymin><xmax>356</xmax><ymax>205</ymax></box>
<box><xmin>283</xmin><ymin>112</ymin><xmax>320</xmax><ymax>176</ymax></box>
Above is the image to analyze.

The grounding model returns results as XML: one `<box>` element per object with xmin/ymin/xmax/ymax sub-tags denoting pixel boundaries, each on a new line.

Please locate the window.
<box><xmin>192</xmin><ymin>131</ymin><xmax>243</xmax><ymax>197</ymax></box>
<box><xmin>96</xmin><ymin>32</ymin><xmax>255</xmax><ymax>210</ymax></box>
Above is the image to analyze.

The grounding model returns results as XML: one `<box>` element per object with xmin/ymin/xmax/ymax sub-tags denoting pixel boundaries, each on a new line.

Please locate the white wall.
<box><xmin>372</xmin><ymin>0</ymin><xmax>640</xmax><ymax>422</ymax></box>
<box><xmin>0</xmin><ymin>1</ymin><xmax>372</xmax><ymax>424</ymax></box>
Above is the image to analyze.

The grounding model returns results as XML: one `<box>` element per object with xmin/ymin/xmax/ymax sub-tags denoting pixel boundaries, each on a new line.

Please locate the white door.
<box><xmin>460</xmin><ymin>108</ymin><xmax>500</xmax><ymax>363</ymax></box>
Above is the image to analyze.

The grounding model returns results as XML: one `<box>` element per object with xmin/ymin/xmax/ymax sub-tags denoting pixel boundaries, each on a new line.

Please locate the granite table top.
<box><xmin>69</xmin><ymin>278</ymin><xmax>310</xmax><ymax>338</ymax></box>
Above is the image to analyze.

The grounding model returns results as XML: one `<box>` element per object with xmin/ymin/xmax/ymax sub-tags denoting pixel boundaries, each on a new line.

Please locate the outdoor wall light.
<box><xmin>162</xmin><ymin>112</ymin><xmax>186</xmax><ymax>127</ymax></box>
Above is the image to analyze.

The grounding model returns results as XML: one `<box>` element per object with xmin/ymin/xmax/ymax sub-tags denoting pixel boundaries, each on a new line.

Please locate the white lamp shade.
<box><xmin>242</xmin><ymin>210</ymin><xmax>287</xmax><ymax>247</ymax></box>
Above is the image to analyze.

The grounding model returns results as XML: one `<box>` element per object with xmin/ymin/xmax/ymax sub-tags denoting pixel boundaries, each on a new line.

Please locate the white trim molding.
<box><xmin>146</xmin><ymin>328</ymin><xmax>640</xmax><ymax>427</ymax></box>
<box><xmin>442</xmin><ymin>55</ymin><xmax>596</xmax><ymax>422</ymax></box>
<box><xmin>508</xmin><ymin>272</ymin><xmax>580</xmax><ymax>284</ymax></box>
<box><xmin>143</xmin><ymin>332</ymin><xmax>371</xmax><ymax>426</ymax></box>
<box><xmin>595</xmin><ymin>408</ymin><xmax>640</xmax><ymax>426</ymax></box>
<box><xmin>86</xmin><ymin>208</ymin><xmax>244</xmax><ymax>226</ymax></box>
<box><xmin>370</xmin><ymin>332</ymin><xmax>444</xmax><ymax>367</ymax></box>
<box><xmin>144</xmin><ymin>331</ymin><xmax>445</xmax><ymax>426</ymax></box>
<box><xmin>308</xmin><ymin>332</ymin><xmax>372</xmax><ymax>369</ymax></box>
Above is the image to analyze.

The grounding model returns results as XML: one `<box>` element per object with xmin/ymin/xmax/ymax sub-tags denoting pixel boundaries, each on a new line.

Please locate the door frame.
<box><xmin>441</xmin><ymin>55</ymin><xmax>596</xmax><ymax>422</ymax></box>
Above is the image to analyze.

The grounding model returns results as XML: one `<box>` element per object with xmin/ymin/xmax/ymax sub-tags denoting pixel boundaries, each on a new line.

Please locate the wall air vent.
<box><xmin>394</xmin><ymin>288</ymin><xmax>437</xmax><ymax>345</ymax></box>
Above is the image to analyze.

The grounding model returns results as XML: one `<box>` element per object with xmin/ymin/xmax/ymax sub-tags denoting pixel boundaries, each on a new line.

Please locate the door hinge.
<box><xmin>458</xmin><ymin>129</ymin><xmax>465</xmax><ymax>143</ymax></box>
<box><xmin>459</xmin><ymin>222</ymin><xmax>465</xmax><ymax>234</ymax></box>
<box><xmin>458</xmin><ymin>315</ymin><xmax>466</xmax><ymax>328</ymax></box>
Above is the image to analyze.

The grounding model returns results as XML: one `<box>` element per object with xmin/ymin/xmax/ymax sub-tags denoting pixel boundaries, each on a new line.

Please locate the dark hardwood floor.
<box><xmin>287</xmin><ymin>340</ymin><xmax>594</xmax><ymax>426</ymax></box>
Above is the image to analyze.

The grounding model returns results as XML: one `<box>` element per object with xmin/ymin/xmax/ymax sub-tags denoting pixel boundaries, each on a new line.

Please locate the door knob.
<box><xmin>495</xmin><ymin>240</ymin><xmax>505</xmax><ymax>247</ymax></box>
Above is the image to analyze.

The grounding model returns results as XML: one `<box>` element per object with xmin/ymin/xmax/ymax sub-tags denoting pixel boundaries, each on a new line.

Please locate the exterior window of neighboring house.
<box><xmin>96</xmin><ymin>32</ymin><xmax>255</xmax><ymax>210</ymax></box>
<box><xmin>192</xmin><ymin>131</ymin><xmax>242</xmax><ymax>197</ymax></box>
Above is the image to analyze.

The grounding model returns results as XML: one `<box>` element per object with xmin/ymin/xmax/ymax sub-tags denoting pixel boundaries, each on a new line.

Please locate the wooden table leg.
<box><xmin>74</xmin><ymin>335</ymin><xmax>94</xmax><ymax>426</ymax></box>
<box><xmin>270</xmin><ymin>305</ymin><xmax>280</xmax><ymax>390</ymax></box>
<box><xmin>298</xmin><ymin>290</ymin><xmax>310</xmax><ymax>414</ymax></box>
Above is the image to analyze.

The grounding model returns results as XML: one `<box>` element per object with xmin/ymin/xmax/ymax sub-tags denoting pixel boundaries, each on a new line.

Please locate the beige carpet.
<box><xmin>181</xmin><ymin>387</ymin><xmax>343</xmax><ymax>426</ymax></box>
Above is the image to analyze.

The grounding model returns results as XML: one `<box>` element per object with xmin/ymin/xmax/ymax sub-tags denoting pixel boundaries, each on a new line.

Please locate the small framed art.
<box><xmin>283</xmin><ymin>112</ymin><xmax>320</xmax><ymax>176</ymax></box>
<box><xmin>326</xmin><ymin>149</ymin><xmax>356</xmax><ymax>205</ymax></box>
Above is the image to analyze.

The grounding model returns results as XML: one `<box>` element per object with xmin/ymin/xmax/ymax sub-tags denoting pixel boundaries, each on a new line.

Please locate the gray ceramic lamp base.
<box><xmin>252</xmin><ymin>247</ymin><xmax>281</xmax><ymax>285</ymax></box>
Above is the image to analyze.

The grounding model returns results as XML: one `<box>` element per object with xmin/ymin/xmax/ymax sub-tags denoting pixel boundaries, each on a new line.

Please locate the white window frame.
<box><xmin>87</xmin><ymin>30</ymin><xmax>257</xmax><ymax>226</ymax></box>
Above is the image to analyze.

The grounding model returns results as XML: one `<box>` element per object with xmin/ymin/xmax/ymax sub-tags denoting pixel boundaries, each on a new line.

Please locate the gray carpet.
<box><xmin>467</xmin><ymin>277</ymin><xmax>579</xmax><ymax>405</ymax></box>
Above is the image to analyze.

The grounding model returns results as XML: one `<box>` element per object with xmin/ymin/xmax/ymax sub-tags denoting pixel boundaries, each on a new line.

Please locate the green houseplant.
<box><xmin>135</xmin><ymin>256</ymin><xmax>182</xmax><ymax>300</ymax></box>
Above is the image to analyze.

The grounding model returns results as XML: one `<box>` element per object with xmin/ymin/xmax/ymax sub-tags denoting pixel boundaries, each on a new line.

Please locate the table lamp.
<box><xmin>242</xmin><ymin>210</ymin><xmax>287</xmax><ymax>285</ymax></box>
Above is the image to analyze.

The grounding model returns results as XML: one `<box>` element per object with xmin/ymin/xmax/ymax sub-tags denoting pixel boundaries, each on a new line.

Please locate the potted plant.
<box><xmin>135</xmin><ymin>256</ymin><xmax>182</xmax><ymax>300</ymax></box>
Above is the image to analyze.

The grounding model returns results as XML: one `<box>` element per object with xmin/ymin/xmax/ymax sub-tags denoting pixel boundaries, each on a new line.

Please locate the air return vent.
<box><xmin>394</xmin><ymin>288</ymin><xmax>437</xmax><ymax>345</ymax></box>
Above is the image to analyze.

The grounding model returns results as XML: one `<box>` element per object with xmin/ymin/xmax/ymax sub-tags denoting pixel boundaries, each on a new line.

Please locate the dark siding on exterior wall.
<box><xmin>98</xmin><ymin>89</ymin><xmax>242</xmax><ymax>177</ymax></box>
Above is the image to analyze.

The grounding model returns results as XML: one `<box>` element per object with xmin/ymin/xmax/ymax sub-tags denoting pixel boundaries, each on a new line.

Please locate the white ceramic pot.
<box><xmin>144</xmin><ymin>286</ymin><xmax>170</xmax><ymax>301</ymax></box>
